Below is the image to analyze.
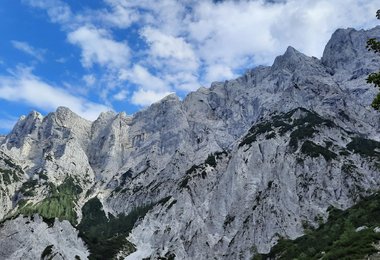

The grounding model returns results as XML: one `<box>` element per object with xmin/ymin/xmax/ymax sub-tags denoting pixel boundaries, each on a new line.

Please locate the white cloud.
<box><xmin>100</xmin><ymin>0</ymin><xmax>140</xmax><ymax>28</ymax></box>
<box><xmin>0</xmin><ymin>68</ymin><xmax>110</xmax><ymax>120</ymax></box>
<box><xmin>23</xmin><ymin>0</ymin><xmax>72</xmax><ymax>24</ymax></box>
<box><xmin>204</xmin><ymin>64</ymin><xmax>236</xmax><ymax>85</ymax></box>
<box><xmin>11</xmin><ymin>41</ymin><xmax>45</xmax><ymax>61</ymax></box>
<box><xmin>120</xmin><ymin>65</ymin><xmax>168</xmax><ymax>92</ymax></box>
<box><xmin>83</xmin><ymin>74</ymin><xmax>96</xmax><ymax>86</ymax></box>
<box><xmin>130</xmin><ymin>89</ymin><xmax>172</xmax><ymax>106</ymax></box>
<box><xmin>113</xmin><ymin>89</ymin><xmax>128</xmax><ymax>101</ymax></box>
<box><xmin>68</xmin><ymin>26</ymin><xmax>130</xmax><ymax>68</ymax></box>
<box><xmin>141</xmin><ymin>27</ymin><xmax>198</xmax><ymax>66</ymax></box>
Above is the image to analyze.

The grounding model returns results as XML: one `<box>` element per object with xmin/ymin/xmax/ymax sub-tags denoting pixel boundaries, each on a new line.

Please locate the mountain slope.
<box><xmin>0</xmin><ymin>26</ymin><xmax>379</xmax><ymax>259</ymax></box>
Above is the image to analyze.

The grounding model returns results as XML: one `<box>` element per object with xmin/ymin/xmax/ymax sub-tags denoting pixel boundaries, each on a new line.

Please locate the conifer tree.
<box><xmin>367</xmin><ymin>10</ymin><xmax>380</xmax><ymax>110</ymax></box>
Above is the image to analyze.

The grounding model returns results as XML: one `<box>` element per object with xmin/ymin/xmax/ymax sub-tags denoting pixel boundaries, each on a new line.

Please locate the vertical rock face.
<box><xmin>0</xmin><ymin>26</ymin><xmax>379</xmax><ymax>259</ymax></box>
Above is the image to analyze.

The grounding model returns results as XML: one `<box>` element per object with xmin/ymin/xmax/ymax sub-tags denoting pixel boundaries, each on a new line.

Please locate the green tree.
<box><xmin>367</xmin><ymin>10</ymin><xmax>380</xmax><ymax>110</ymax></box>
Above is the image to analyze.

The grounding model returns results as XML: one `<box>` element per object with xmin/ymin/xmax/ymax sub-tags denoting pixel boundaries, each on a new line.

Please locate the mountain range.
<box><xmin>0</xmin><ymin>26</ymin><xmax>379</xmax><ymax>260</ymax></box>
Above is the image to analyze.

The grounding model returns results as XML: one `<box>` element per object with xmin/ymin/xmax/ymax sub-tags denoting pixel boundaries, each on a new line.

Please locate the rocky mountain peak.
<box><xmin>3</xmin><ymin>110</ymin><xmax>43</xmax><ymax>148</ymax></box>
<box><xmin>271</xmin><ymin>45</ymin><xmax>315</xmax><ymax>72</ymax></box>
<box><xmin>53</xmin><ymin>106</ymin><xmax>91</xmax><ymax>129</ymax></box>
<box><xmin>322</xmin><ymin>26</ymin><xmax>380</xmax><ymax>73</ymax></box>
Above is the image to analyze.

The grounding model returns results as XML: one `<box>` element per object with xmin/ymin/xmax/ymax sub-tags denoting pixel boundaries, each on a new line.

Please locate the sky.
<box><xmin>0</xmin><ymin>0</ymin><xmax>378</xmax><ymax>133</ymax></box>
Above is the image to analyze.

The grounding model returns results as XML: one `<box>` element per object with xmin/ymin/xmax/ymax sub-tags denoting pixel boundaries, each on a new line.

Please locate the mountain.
<box><xmin>0</xmin><ymin>26</ymin><xmax>379</xmax><ymax>260</ymax></box>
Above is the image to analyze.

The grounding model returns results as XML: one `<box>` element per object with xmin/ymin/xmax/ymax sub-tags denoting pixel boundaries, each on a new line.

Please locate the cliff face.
<box><xmin>0</xmin><ymin>26</ymin><xmax>379</xmax><ymax>260</ymax></box>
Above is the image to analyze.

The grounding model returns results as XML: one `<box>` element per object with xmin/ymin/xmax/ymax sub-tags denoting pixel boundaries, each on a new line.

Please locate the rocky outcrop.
<box><xmin>0</xmin><ymin>215</ymin><xmax>88</xmax><ymax>260</ymax></box>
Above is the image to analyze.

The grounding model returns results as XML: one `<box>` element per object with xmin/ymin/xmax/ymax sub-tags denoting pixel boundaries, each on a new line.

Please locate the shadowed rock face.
<box><xmin>0</xmin><ymin>26</ymin><xmax>379</xmax><ymax>260</ymax></box>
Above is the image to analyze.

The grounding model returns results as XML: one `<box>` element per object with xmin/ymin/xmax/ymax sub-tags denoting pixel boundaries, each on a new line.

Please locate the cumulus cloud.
<box><xmin>100</xmin><ymin>0</ymin><xmax>140</xmax><ymax>28</ymax></box>
<box><xmin>11</xmin><ymin>41</ymin><xmax>45</xmax><ymax>61</ymax></box>
<box><xmin>141</xmin><ymin>27</ymin><xmax>198</xmax><ymax>68</ymax></box>
<box><xmin>68</xmin><ymin>26</ymin><xmax>130</xmax><ymax>68</ymax></box>
<box><xmin>113</xmin><ymin>89</ymin><xmax>128</xmax><ymax>101</ymax></box>
<box><xmin>120</xmin><ymin>65</ymin><xmax>168</xmax><ymax>92</ymax></box>
<box><xmin>118</xmin><ymin>65</ymin><xmax>171</xmax><ymax>106</ymax></box>
<box><xmin>131</xmin><ymin>89</ymin><xmax>172</xmax><ymax>107</ymax></box>
<box><xmin>0</xmin><ymin>68</ymin><xmax>110</xmax><ymax>120</ymax></box>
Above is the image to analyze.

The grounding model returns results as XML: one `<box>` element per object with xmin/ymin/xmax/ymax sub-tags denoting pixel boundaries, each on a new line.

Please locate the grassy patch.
<box><xmin>254</xmin><ymin>192</ymin><xmax>380</xmax><ymax>260</ymax></box>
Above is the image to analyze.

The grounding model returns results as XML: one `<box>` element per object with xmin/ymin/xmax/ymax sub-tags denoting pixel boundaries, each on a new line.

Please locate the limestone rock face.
<box><xmin>0</xmin><ymin>215</ymin><xmax>88</xmax><ymax>260</ymax></box>
<box><xmin>0</xmin><ymin>26</ymin><xmax>379</xmax><ymax>259</ymax></box>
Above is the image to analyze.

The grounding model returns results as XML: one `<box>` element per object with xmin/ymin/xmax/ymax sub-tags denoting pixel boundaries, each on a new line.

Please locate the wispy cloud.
<box><xmin>0</xmin><ymin>67</ymin><xmax>111</xmax><ymax>120</ymax></box>
<box><xmin>11</xmin><ymin>40</ymin><xmax>45</xmax><ymax>61</ymax></box>
<box><xmin>83</xmin><ymin>74</ymin><xmax>96</xmax><ymax>86</ymax></box>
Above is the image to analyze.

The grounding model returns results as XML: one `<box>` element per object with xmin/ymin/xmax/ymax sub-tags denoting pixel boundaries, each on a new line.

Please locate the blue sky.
<box><xmin>0</xmin><ymin>0</ymin><xmax>378</xmax><ymax>133</ymax></box>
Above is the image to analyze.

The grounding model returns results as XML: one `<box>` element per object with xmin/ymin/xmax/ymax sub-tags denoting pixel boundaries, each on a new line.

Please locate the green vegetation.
<box><xmin>38</xmin><ymin>171</ymin><xmax>49</xmax><ymax>181</ymax></box>
<box><xmin>223</xmin><ymin>215</ymin><xmax>235</xmax><ymax>228</ymax></box>
<box><xmin>366</xmin><ymin>10</ymin><xmax>380</xmax><ymax>110</ymax></box>
<box><xmin>254</xmin><ymin>192</ymin><xmax>380</xmax><ymax>260</ymax></box>
<box><xmin>0</xmin><ymin>155</ymin><xmax>23</xmax><ymax>185</ymax></box>
<box><xmin>157</xmin><ymin>252</ymin><xmax>176</xmax><ymax>260</ymax></box>
<box><xmin>1</xmin><ymin>155</ymin><xmax>23</xmax><ymax>172</ymax></box>
<box><xmin>289</xmin><ymin>127</ymin><xmax>316</xmax><ymax>149</ymax></box>
<box><xmin>180</xmin><ymin>151</ymin><xmax>227</xmax><ymax>189</ymax></box>
<box><xmin>341</xmin><ymin>163</ymin><xmax>358</xmax><ymax>175</ymax></box>
<box><xmin>347</xmin><ymin>137</ymin><xmax>380</xmax><ymax>157</ymax></box>
<box><xmin>239</xmin><ymin>121</ymin><xmax>273</xmax><ymax>147</ymax></box>
<box><xmin>18</xmin><ymin>177</ymin><xmax>82</xmax><ymax>224</ymax></box>
<box><xmin>300</xmin><ymin>141</ymin><xmax>337</xmax><ymax>161</ymax></box>
<box><xmin>205</xmin><ymin>154</ymin><xmax>217</xmax><ymax>167</ymax></box>
<box><xmin>19</xmin><ymin>179</ymin><xmax>39</xmax><ymax>196</ymax></box>
<box><xmin>78</xmin><ymin>196</ymin><xmax>170</xmax><ymax>260</ymax></box>
<box><xmin>239</xmin><ymin>108</ymin><xmax>335</xmax><ymax>148</ymax></box>
<box><xmin>0</xmin><ymin>168</ymin><xmax>20</xmax><ymax>185</ymax></box>
<box><xmin>41</xmin><ymin>245</ymin><xmax>54</xmax><ymax>259</ymax></box>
